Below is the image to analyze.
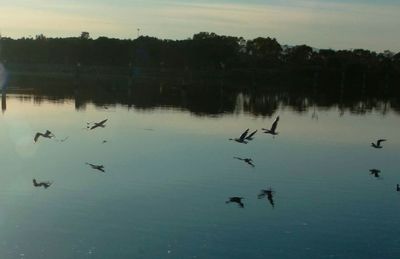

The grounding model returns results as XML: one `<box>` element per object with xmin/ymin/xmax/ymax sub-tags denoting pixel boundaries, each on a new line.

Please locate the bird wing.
<box><xmin>268</xmin><ymin>197</ymin><xmax>275</xmax><ymax>207</ymax></box>
<box><xmin>247</xmin><ymin>161</ymin><xmax>255</xmax><ymax>167</ymax></box>
<box><xmin>377</xmin><ymin>139</ymin><xmax>386</xmax><ymax>145</ymax></box>
<box><xmin>90</xmin><ymin>124</ymin><xmax>99</xmax><ymax>130</ymax></box>
<box><xmin>34</xmin><ymin>133</ymin><xmax>41</xmax><ymax>142</ymax></box>
<box><xmin>98</xmin><ymin>119</ymin><xmax>108</xmax><ymax>125</ymax></box>
<box><xmin>270</xmin><ymin>117</ymin><xmax>279</xmax><ymax>132</ymax></box>
<box><xmin>239</xmin><ymin>129</ymin><xmax>249</xmax><ymax>140</ymax></box>
<box><xmin>86</xmin><ymin>162</ymin><xmax>95</xmax><ymax>167</ymax></box>
<box><xmin>258</xmin><ymin>192</ymin><xmax>266</xmax><ymax>199</ymax></box>
<box><xmin>246</xmin><ymin>130</ymin><xmax>257</xmax><ymax>139</ymax></box>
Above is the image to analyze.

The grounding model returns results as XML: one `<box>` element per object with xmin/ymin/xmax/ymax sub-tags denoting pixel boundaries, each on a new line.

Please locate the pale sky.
<box><xmin>0</xmin><ymin>0</ymin><xmax>399</xmax><ymax>52</ymax></box>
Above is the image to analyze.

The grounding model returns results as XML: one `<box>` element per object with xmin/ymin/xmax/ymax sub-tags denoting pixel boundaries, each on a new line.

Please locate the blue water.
<box><xmin>0</xmin><ymin>95</ymin><xmax>400</xmax><ymax>258</ymax></box>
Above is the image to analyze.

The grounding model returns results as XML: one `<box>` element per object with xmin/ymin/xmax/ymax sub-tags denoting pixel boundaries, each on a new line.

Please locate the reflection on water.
<box><xmin>32</xmin><ymin>179</ymin><xmax>53</xmax><ymax>189</ymax></box>
<box><xmin>258</xmin><ymin>188</ymin><xmax>275</xmax><ymax>208</ymax></box>
<box><xmin>1</xmin><ymin>75</ymin><xmax>400</xmax><ymax>258</ymax></box>
<box><xmin>2</xmin><ymin>73</ymin><xmax>400</xmax><ymax>117</ymax></box>
<box><xmin>226</xmin><ymin>197</ymin><xmax>245</xmax><ymax>208</ymax></box>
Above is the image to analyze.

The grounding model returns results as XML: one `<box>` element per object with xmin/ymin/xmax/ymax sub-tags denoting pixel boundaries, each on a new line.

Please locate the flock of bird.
<box><xmin>226</xmin><ymin>116</ymin><xmax>395</xmax><ymax>209</ymax></box>
<box><xmin>31</xmin><ymin>114</ymin><xmax>395</xmax><ymax>208</ymax></box>
<box><xmin>32</xmin><ymin>119</ymin><xmax>109</xmax><ymax>188</ymax></box>
<box><xmin>226</xmin><ymin>116</ymin><xmax>280</xmax><ymax>208</ymax></box>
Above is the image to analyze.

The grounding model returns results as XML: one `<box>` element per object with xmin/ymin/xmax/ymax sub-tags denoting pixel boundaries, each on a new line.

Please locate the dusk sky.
<box><xmin>0</xmin><ymin>0</ymin><xmax>399</xmax><ymax>52</ymax></box>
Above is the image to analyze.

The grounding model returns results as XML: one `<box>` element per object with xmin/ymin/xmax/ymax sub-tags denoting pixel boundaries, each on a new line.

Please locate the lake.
<box><xmin>1</xmin><ymin>77</ymin><xmax>400</xmax><ymax>258</ymax></box>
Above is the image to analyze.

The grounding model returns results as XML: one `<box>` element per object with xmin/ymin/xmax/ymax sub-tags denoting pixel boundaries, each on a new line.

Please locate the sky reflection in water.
<box><xmin>0</xmin><ymin>91</ymin><xmax>400</xmax><ymax>258</ymax></box>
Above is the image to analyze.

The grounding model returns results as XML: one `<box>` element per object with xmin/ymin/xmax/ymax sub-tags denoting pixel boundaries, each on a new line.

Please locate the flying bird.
<box><xmin>229</xmin><ymin>129</ymin><xmax>249</xmax><ymax>144</ymax></box>
<box><xmin>89</xmin><ymin>119</ymin><xmax>108</xmax><ymax>130</ymax></box>
<box><xmin>245</xmin><ymin>130</ymin><xmax>257</xmax><ymax>141</ymax></box>
<box><xmin>371</xmin><ymin>139</ymin><xmax>386</xmax><ymax>149</ymax></box>
<box><xmin>86</xmin><ymin>162</ymin><xmax>105</xmax><ymax>173</ymax></box>
<box><xmin>226</xmin><ymin>197</ymin><xmax>245</xmax><ymax>208</ymax></box>
<box><xmin>369</xmin><ymin>169</ymin><xmax>381</xmax><ymax>178</ymax></box>
<box><xmin>32</xmin><ymin>179</ymin><xmax>53</xmax><ymax>189</ymax></box>
<box><xmin>34</xmin><ymin>130</ymin><xmax>55</xmax><ymax>142</ymax></box>
<box><xmin>262</xmin><ymin>116</ymin><xmax>279</xmax><ymax>135</ymax></box>
<box><xmin>258</xmin><ymin>188</ymin><xmax>275</xmax><ymax>208</ymax></box>
<box><xmin>234</xmin><ymin>157</ymin><xmax>255</xmax><ymax>167</ymax></box>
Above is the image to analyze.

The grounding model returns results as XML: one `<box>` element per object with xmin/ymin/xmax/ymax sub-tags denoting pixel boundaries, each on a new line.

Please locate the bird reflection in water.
<box><xmin>369</xmin><ymin>169</ymin><xmax>381</xmax><ymax>178</ymax></box>
<box><xmin>33</xmin><ymin>179</ymin><xmax>53</xmax><ymax>189</ymax></box>
<box><xmin>226</xmin><ymin>197</ymin><xmax>245</xmax><ymax>208</ymax></box>
<box><xmin>234</xmin><ymin>157</ymin><xmax>255</xmax><ymax>167</ymax></box>
<box><xmin>258</xmin><ymin>188</ymin><xmax>275</xmax><ymax>208</ymax></box>
<box><xmin>87</xmin><ymin>119</ymin><xmax>108</xmax><ymax>130</ymax></box>
<box><xmin>86</xmin><ymin>162</ymin><xmax>106</xmax><ymax>173</ymax></box>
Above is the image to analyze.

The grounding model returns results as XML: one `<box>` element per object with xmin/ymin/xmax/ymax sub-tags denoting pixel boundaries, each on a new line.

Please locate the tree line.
<box><xmin>0</xmin><ymin>32</ymin><xmax>399</xmax><ymax>87</ymax></box>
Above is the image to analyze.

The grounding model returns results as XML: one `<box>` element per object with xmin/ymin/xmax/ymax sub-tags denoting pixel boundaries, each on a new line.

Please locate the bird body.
<box><xmin>263</xmin><ymin>116</ymin><xmax>279</xmax><ymax>135</ymax></box>
<box><xmin>371</xmin><ymin>139</ymin><xmax>386</xmax><ymax>148</ymax></box>
<box><xmin>396</xmin><ymin>184</ymin><xmax>400</xmax><ymax>192</ymax></box>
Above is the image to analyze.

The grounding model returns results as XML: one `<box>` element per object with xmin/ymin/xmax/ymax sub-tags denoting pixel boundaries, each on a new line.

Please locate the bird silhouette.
<box><xmin>234</xmin><ymin>157</ymin><xmax>255</xmax><ymax>167</ymax></box>
<box><xmin>34</xmin><ymin>130</ymin><xmax>55</xmax><ymax>142</ymax></box>
<box><xmin>369</xmin><ymin>169</ymin><xmax>381</xmax><ymax>178</ymax></box>
<box><xmin>371</xmin><ymin>139</ymin><xmax>386</xmax><ymax>149</ymax></box>
<box><xmin>229</xmin><ymin>129</ymin><xmax>249</xmax><ymax>144</ymax></box>
<box><xmin>32</xmin><ymin>179</ymin><xmax>53</xmax><ymax>189</ymax></box>
<box><xmin>396</xmin><ymin>184</ymin><xmax>400</xmax><ymax>192</ymax></box>
<box><xmin>89</xmin><ymin>119</ymin><xmax>108</xmax><ymax>130</ymax></box>
<box><xmin>86</xmin><ymin>162</ymin><xmax>105</xmax><ymax>173</ymax></box>
<box><xmin>226</xmin><ymin>197</ymin><xmax>244</xmax><ymax>208</ymax></box>
<box><xmin>262</xmin><ymin>116</ymin><xmax>279</xmax><ymax>135</ymax></box>
<box><xmin>245</xmin><ymin>130</ymin><xmax>257</xmax><ymax>141</ymax></box>
<box><xmin>258</xmin><ymin>188</ymin><xmax>275</xmax><ymax>208</ymax></box>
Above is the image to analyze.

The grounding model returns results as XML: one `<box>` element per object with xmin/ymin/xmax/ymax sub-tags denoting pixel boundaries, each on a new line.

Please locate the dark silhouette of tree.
<box><xmin>246</xmin><ymin>37</ymin><xmax>282</xmax><ymax>66</ymax></box>
<box><xmin>0</xmin><ymin>31</ymin><xmax>397</xmax><ymax>91</ymax></box>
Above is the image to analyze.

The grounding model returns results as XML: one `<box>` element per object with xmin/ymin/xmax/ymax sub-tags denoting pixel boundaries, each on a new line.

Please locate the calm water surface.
<box><xmin>1</xmin><ymin>88</ymin><xmax>400</xmax><ymax>259</ymax></box>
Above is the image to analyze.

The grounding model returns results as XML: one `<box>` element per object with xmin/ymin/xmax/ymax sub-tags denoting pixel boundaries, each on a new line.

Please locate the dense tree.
<box><xmin>0</xmin><ymin>32</ymin><xmax>398</xmax><ymax>84</ymax></box>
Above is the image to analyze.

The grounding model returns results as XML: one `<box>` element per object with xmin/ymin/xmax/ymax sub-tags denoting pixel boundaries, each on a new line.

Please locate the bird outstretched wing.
<box><xmin>99</xmin><ymin>119</ymin><xmax>108</xmax><ymax>125</ymax></box>
<box><xmin>377</xmin><ymin>139</ymin><xmax>386</xmax><ymax>145</ymax></box>
<box><xmin>34</xmin><ymin>133</ymin><xmax>42</xmax><ymax>142</ymax></box>
<box><xmin>246</xmin><ymin>130</ymin><xmax>257</xmax><ymax>139</ymax></box>
<box><xmin>270</xmin><ymin>116</ymin><xmax>279</xmax><ymax>132</ymax></box>
<box><xmin>239</xmin><ymin>129</ymin><xmax>249</xmax><ymax>140</ymax></box>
